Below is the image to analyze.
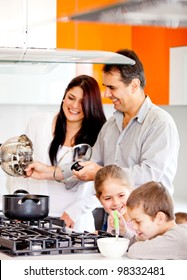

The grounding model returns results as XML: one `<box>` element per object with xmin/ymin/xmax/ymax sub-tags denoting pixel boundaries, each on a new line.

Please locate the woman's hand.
<box><xmin>73</xmin><ymin>161</ymin><xmax>102</xmax><ymax>181</ymax></box>
<box><xmin>60</xmin><ymin>212</ymin><xmax>75</xmax><ymax>229</ymax></box>
<box><xmin>25</xmin><ymin>161</ymin><xmax>56</xmax><ymax>180</ymax></box>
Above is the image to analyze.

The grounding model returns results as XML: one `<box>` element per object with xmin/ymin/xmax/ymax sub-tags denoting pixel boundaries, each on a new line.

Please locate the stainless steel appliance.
<box><xmin>0</xmin><ymin>214</ymin><xmax>111</xmax><ymax>257</ymax></box>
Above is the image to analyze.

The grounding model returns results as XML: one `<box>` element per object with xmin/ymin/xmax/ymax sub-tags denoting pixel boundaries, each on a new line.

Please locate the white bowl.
<box><xmin>97</xmin><ymin>237</ymin><xmax>129</xmax><ymax>258</ymax></box>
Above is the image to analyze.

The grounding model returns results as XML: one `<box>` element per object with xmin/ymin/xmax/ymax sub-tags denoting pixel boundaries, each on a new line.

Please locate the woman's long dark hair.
<box><xmin>49</xmin><ymin>75</ymin><xmax>106</xmax><ymax>165</ymax></box>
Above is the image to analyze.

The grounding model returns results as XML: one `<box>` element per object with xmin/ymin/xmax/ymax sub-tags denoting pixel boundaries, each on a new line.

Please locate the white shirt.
<box><xmin>92</xmin><ymin>96</ymin><xmax>180</xmax><ymax>195</ymax></box>
<box><xmin>9</xmin><ymin>112</ymin><xmax>100</xmax><ymax>232</ymax></box>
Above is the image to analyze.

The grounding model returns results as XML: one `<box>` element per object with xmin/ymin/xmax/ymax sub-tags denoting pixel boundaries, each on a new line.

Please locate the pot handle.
<box><xmin>19</xmin><ymin>195</ymin><xmax>41</xmax><ymax>205</ymax></box>
<box><xmin>14</xmin><ymin>189</ymin><xmax>29</xmax><ymax>195</ymax></box>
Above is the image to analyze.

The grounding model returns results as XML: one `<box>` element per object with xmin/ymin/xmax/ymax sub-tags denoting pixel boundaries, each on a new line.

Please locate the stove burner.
<box><xmin>0</xmin><ymin>216</ymin><xmax>112</xmax><ymax>257</ymax></box>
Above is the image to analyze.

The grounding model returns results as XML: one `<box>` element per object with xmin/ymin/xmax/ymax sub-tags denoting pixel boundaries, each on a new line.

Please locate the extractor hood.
<box><xmin>0</xmin><ymin>47</ymin><xmax>135</xmax><ymax>65</ymax></box>
<box><xmin>68</xmin><ymin>0</ymin><xmax>187</xmax><ymax>28</ymax></box>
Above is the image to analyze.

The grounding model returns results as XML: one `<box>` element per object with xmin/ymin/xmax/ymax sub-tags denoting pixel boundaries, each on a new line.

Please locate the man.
<box><xmin>73</xmin><ymin>49</ymin><xmax>180</xmax><ymax>194</ymax></box>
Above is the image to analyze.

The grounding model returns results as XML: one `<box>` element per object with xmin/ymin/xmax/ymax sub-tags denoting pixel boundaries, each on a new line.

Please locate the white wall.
<box><xmin>0</xmin><ymin>103</ymin><xmax>187</xmax><ymax>212</ymax></box>
<box><xmin>160</xmin><ymin>105</ymin><xmax>187</xmax><ymax>210</ymax></box>
<box><xmin>0</xmin><ymin>63</ymin><xmax>76</xmax><ymax>105</ymax></box>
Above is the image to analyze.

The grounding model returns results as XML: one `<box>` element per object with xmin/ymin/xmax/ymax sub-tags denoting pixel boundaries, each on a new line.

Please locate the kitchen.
<box><xmin>0</xmin><ymin>0</ymin><xmax>187</xmax><ymax>264</ymax></box>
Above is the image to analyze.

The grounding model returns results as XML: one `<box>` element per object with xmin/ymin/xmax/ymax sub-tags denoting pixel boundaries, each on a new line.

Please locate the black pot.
<box><xmin>2</xmin><ymin>189</ymin><xmax>49</xmax><ymax>220</ymax></box>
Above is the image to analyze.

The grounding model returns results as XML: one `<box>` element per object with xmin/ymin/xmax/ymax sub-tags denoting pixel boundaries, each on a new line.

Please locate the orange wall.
<box><xmin>57</xmin><ymin>0</ymin><xmax>187</xmax><ymax>105</ymax></box>
<box><xmin>132</xmin><ymin>26</ymin><xmax>187</xmax><ymax>105</ymax></box>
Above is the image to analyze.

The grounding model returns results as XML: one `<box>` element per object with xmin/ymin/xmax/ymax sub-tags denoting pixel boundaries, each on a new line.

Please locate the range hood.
<box><xmin>68</xmin><ymin>0</ymin><xmax>187</xmax><ymax>28</ymax></box>
<box><xmin>0</xmin><ymin>47</ymin><xmax>135</xmax><ymax>65</ymax></box>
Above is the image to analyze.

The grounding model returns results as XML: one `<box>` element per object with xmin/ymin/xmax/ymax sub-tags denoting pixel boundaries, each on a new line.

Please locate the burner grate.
<box><xmin>0</xmin><ymin>216</ymin><xmax>112</xmax><ymax>256</ymax></box>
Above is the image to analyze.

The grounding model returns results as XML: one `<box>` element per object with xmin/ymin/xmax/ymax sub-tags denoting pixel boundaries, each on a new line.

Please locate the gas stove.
<box><xmin>0</xmin><ymin>215</ymin><xmax>112</xmax><ymax>257</ymax></box>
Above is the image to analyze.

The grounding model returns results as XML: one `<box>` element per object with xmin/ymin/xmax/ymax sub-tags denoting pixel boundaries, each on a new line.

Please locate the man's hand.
<box><xmin>72</xmin><ymin>161</ymin><xmax>102</xmax><ymax>181</ymax></box>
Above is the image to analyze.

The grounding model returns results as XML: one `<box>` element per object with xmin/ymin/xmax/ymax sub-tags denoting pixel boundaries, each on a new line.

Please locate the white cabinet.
<box><xmin>27</xmin><ymin>0</ymin><xmax>56</xmax><ymax>48</ymax></box>
<box><xmin>0</xmin><ymin>0</ymin><xmax>25</xmax><ymax>47</ymax></box>
<box><xmin>169</xmin><ymin>46</ymin><xmax>187</xmax><ymax>105</ymax></box>
<box><xmin>0</xmin><ymin>0</ymin><xmax>56</xmax><ymax>48</ymax></box>
<box><xmin>0</xmin><ymin>0</ymin><xmax>77</xmax><ymax>105</ymax></box>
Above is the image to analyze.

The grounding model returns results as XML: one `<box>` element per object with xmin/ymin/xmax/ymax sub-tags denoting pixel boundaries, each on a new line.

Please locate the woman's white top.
<box><xmin>8</xmin><ymin>112</ymin><xmax>101</xmax><ymax>232</ymax></box>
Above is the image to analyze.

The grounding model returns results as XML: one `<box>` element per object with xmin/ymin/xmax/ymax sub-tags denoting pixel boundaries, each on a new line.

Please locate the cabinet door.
<box><xmin>0</xmin><ymin>0</ymin><xmax>25</xmax><ymax>47</ymax></box>
<box><xmin>0</xmin><ymin>0</ymin><xmax>56</xmax><ymax>48</ymax></box>
<box><xmin>170</xmin><ymin>46</ymin><xmax>187</xmax><ymax>105</ymax></box>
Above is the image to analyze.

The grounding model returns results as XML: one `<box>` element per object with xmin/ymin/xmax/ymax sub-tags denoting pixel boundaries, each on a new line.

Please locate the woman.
<box><xmin>11</xmin><ymin>74</ymin><xmax>106</xmax><ymax>232</ymax></box>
